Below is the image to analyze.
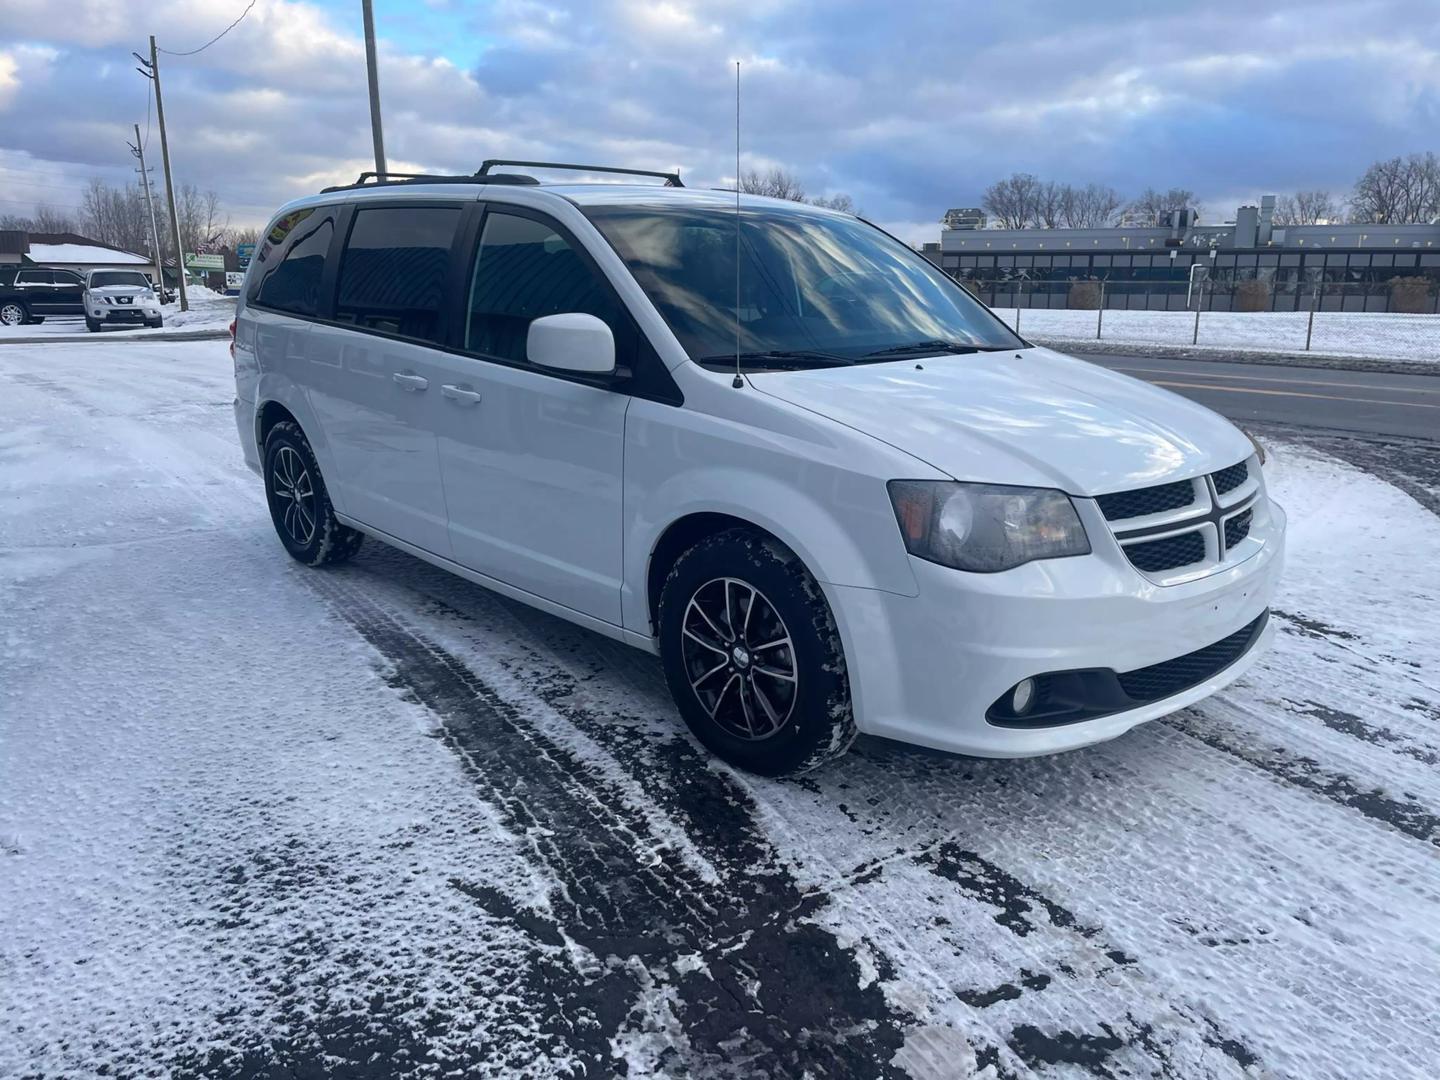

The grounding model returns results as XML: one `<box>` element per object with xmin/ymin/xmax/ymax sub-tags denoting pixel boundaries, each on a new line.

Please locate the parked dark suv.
<box><xmin>0</xmin><ymin>266</ymin><xmax>87</xmax><ymax>325</ymax></box>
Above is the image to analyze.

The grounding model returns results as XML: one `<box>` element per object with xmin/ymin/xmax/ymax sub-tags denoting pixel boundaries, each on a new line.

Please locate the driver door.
<box><xmin>431</xmin><ymin>206</ymin><xmax>633</xmax><ymax>625</ymax></box>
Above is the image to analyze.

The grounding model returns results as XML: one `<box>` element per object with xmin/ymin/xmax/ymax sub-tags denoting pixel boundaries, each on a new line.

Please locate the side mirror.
<box><xmin>527</xmin><ymin>313</ymin><xmax>615</xmax><ymax>375</ymax></box>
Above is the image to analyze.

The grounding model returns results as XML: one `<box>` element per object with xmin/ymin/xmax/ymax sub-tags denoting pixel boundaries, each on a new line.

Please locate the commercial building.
<box><xmin>0</xmin><ymin>231</ymin><xmax>158</xmax><ymax>280</ymax></box>
<box><xmin>937</xmin><ymin>196</ymin><xmax>1440</xmax><ymax>312</ymax></box>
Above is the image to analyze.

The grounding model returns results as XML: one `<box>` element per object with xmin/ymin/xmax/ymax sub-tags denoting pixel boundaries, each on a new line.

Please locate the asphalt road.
<box><xmin>1076</xmin><ymin>352</ymin><xmax>1439</xmax><ymax>440</ymax></box>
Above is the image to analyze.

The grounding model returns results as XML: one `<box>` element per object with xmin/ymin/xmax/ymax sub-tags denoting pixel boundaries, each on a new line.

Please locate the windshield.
<box><xmin>89</xmin><ymin>271</ymin><xmax>150</xmax><ymax>289</ymax></box>
<box><xmin>584</xmin><ymin>203</ymin><xmax>1022</xmax><ymax>371</ymax></box>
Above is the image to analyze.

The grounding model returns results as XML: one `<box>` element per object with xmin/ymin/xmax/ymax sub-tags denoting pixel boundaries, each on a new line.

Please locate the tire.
<box><xmin>658</xmin><ymin>528</ymin><xmax>856</xmax><ymax>776</ymax></box>
<box><xmin>147</xmin><ymin>316</ymin><xmax>163</xmax><ymax>328</ymax></box>
<box><xmin>0</xmin><ymin>301</ymin><xmax>27</xmax><ymax>327</ymax></box>
<box><xmin>85</xmin><ymin>318</ymin><xmax>101</xmax><ymax>333</ymax></box>
<box><xmin>262</xmin><ymin>420</ymin><xmax>364</xmax><ymax>567</ymax></box>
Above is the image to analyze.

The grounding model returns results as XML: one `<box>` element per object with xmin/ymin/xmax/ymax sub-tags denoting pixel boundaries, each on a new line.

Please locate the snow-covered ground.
<box><xmin>0</xmin><ymin>289</ymin><xmax>234</xmax><ymax>339</ymax></box>
<box><xmin>2</xmin><ymin>341</ymin><xmax>1438</xmax><ymax>1078</ymax></box>
<box><xmin>995</xmin><ymin>307</ymin><xmax>1440</xmax><ymax>362</ymax></box>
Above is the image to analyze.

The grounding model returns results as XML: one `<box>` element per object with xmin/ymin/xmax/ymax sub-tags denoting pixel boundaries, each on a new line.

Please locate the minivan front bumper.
<box><xmin>826</xmin><ymin>501</ymin><xmax>1285</xmax><ymax>758</ymax></box>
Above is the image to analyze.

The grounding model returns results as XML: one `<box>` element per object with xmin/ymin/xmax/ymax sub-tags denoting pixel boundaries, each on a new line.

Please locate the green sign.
<box><xmin>185</xmin><ymin>253</ymin><xmax>225</xmax><ymax>270</ymax></box>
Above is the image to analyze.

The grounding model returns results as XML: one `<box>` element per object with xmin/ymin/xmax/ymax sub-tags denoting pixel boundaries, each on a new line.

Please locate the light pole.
<box><xmin>362</xmin><ymin>0</ymin><xmax>387</xmax><ymax>178</ymax></box>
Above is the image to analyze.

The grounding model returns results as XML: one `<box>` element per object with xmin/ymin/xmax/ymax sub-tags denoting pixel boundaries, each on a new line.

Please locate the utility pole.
<box><xmin>134</xmin><ymin>37</ymin><xmax>188</xmax><ymax>312</ymax></box>
<box><xmin>128</xmin><ymin>124</ymin><xmax>166</xmax><ymax>299</ymax></box>
<box><xmin>361</xmin><ymin>0</ymin><xmax>387</xmax><ymax>178</ymax></box>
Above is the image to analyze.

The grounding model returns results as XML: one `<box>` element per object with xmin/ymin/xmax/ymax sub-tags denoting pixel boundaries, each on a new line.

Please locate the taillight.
<box><xmin>228</xmin><ymin>319</ymin><xmax>237</xmax><ymax>358</ymax></box>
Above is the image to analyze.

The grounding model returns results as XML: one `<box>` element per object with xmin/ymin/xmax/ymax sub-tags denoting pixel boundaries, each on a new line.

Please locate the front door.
<box><xmin>51</xmin><ymin>270</ymin><xmax>85</xmax><ymax>314</ymax></box>
<box><xmin>433</xmin><ymin>207</ymin><xmax>631</xmax><ymax>625</ymax></box>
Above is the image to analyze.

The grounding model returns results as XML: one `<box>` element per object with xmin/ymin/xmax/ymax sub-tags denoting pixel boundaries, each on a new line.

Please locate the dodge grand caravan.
<box><xmin>233</xmin><ymin>160</ymin><xmax>1284</xmax><ymax>776</ymax></box>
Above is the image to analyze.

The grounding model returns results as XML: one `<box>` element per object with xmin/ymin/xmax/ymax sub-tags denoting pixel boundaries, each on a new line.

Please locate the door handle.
<box><xmin>441</xmin><ymin>384</ymin><xmax>483</xmax><ymax>405</ymax></box>
<box><xmin>392</xmin><ymin>372</ymin><xmax>429</xmax><ymax>391</ymax></box>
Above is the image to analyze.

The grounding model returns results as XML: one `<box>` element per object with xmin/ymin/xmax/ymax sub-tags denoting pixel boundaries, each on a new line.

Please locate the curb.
<box><xmin>1033</xmin><ymin>337</ymin><xmax>1440</xmax><ymax>377</ymax></box>
<box><xmin>0</xmin><ymin>328</ymin><xmax>230</xmax><ymax>345</ymax></box>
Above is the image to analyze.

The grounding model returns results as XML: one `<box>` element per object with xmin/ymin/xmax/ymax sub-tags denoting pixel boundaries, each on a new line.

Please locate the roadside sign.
<box><xmin>236</xmin><ymin>243</ymin><xmax>255</xmax><ymax>270</ymax></box>
<box><xmin>225</xmin><ymin>272</ymin><xmax>245</xmax><ymax>290</ymax></box>
<box><xmin>185</xmin><ymin>252</ymin><xmax>225</xmax><ymax>270</ymax></box>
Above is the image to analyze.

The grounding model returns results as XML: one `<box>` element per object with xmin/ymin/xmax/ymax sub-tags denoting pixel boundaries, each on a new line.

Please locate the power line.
<box><xmin>157</xmin><ymin>0</ymin><xmax>257</xmax><ymax>57</ymax></box>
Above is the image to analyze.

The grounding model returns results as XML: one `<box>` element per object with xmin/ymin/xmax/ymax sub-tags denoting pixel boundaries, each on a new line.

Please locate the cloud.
<box><xmin>0</xmin><ymin>0</ymin><xmax>1437</xmax><ymax>237</ymax></box>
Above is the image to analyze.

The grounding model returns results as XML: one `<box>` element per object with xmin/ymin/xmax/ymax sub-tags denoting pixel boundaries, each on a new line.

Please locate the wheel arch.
<box><xmin>645</xmin><ymin>512</ymin><xmax>794</xmax><ymax>634</ymax></box>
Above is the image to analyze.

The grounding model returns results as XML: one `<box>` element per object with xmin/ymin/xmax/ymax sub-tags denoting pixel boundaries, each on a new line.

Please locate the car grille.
<box><xmin>1098</xmin><ymin>457</ymin><xmax>1262</xmax><ymax>581</ymax></box>
<box><xmin>1097</xmin><ymin>479</ymin><xmax>1194</xmax><ymax>522</ymax></box>
<box><xmin>1124</xmin><ymin>530</ymin><xmax>1207</xmax><ymax>572</ymax></box>
<box><xmin>1118</xmin><ymin>611</ymin><xmax>1269</xmax><ymax>701</ymax></box>
<box><xmin>1224</xmin><ymin>508</ymin><xmax>1253</xmax><ymax>550</ymax></box>
<box><xmin>1212</xmin><ymin>461</ymin><xmax>1248</xmax><ymax>495</ymax></box>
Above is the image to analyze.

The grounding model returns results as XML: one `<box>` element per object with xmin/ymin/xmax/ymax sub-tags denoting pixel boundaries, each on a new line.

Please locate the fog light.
<box><xmin>1012</xmin><ymin>677</ymin><xmax>1036</xmax><ymax>715</ymax></box>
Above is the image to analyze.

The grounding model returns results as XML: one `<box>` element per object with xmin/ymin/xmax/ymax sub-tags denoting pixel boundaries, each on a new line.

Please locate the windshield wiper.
<box><xmin>860</xmin><ymin>340</ymin><xmax>1006</xmax><ymax>359</ymax></box>
<box><xmin>697</xmin><ymin>349</ymin><xmax>853</xmax><ymax>371</ymax></box>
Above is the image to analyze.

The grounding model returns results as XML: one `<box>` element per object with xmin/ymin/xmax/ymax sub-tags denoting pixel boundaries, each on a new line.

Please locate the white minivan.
<box><xmin>233</xmin><ymin>161</ymin><xmax>1284</xmax><ymax>776</ymax></box>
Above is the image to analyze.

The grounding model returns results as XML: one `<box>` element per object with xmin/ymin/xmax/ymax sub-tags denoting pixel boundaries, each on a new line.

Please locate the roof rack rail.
<box><xmin>319</xmin><ymin>170</ymin><xmax>539</xmax><ymax>194</ymax></box>
<box><xmin>478</xmin><ymin>159</ymin><xmax>684</xmax><ymax>187</ymax></box>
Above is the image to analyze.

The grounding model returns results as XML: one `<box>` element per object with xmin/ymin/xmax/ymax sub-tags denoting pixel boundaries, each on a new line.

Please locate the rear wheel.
<box><xmin>0</xmin><ymin>302</ymin><xmax>26</xmax><ymax>326</ymax></box>
<box><xmin>262</xmin><ymin>420</ymin><xmax>363</xmax><ymax>566</ymax></box>
<box><xmin>658</xmin><ymin>528</ymin><xmax>856</xmax><ymax>776</ymax></box>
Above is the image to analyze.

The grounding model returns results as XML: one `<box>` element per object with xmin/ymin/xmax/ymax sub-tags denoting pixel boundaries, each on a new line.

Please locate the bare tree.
<box><xmin>739</xmin><ymin>166</ymin><xmax>807</xmax><ymax>202</ymax></box>
<box><xmin>1274</xmin><ymin>190</ymin><xmax>1339</xmax><ymax>225</ymax></box>
<box><xmin>1349</xmin><ymin>153</ymin><xmax>1440</xmax><ymax>223</ymax></box>
<box><xmin>1126</xmin><ymin>187</ymin><xmax>1197</xmax><ymax>226</ymax></box>
<box><xmin>1059</xmin><ymin>183</ymin><xmax>1125</xmax><ymax>228</ymax></box>
<box><xmin>1034</xmin><ymin>180</ymin><xmax>1066</xmax><ymax>228</ymax></box>
<box><xmin>810</xmin><ymin>193</ymin><xmax>856</xmax><ymax>213</ymax></box>
<box><xmin>982</xmin><ymin>172</ymin><xmax>1042</xmax><ymax>229</ymax></box>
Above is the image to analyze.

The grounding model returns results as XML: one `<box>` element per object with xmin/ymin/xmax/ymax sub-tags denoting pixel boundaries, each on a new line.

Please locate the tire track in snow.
<box><xmin>307</xmin><ymin>570</ymin><xmax>925</xmax><ymax>1079</ymax></box>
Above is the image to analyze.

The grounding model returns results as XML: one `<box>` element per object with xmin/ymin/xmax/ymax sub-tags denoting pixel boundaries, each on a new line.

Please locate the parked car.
<box><xmin>233</xmin><ymin>161</ymin><xmax>1285</xmax><ymax>776</ymax></box>
<box><xmin>0</xmin><ymin>265</ymin><xmax>86</xmax><ymax>325</ymax></box>
<box><xmin>83</xmin><ymin>269</ymin><xmax>164</xmax><ymax>331</ymax></box>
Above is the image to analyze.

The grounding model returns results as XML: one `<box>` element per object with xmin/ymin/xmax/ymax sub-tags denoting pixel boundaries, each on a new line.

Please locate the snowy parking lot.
<box><xmin>2</xmin><ymin>340</ymin><xmax>1439</xmax><ymax>1078</ymax></box>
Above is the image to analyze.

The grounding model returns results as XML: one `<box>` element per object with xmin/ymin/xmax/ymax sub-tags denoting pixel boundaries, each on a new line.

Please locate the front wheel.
<box><xmin>262</xmin><ymin>420</ymin><xmax>364</xmax><ymax>566</ymax></box>
<box><xmin>658</xmin><ymin>529</ymin><xmax>856</xmax><ymax>776</ymax></box>
<box><xmin>147</xmin><ymin>316</ymin><xmax>163</xmax><ymax>328</ymax></box>
<box><xmin>85</xmin><ymin>318</ymin><xmax>101</xmax><ymax>333</ymax></box>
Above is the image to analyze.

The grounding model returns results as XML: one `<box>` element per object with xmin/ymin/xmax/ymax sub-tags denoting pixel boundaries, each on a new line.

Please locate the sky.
<box><xmin>0</xmin><ymin>0</ymin><xmax>1437</xmax><ymax>244</ymax></box>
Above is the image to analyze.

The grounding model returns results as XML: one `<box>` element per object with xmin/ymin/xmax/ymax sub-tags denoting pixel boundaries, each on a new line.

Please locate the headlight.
<box><xmin>888</xmin><ymin>481</ymin><xmax>1090</xmax><ymax>572</ymax></box>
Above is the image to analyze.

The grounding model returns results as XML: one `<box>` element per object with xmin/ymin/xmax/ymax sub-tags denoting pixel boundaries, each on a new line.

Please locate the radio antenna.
<box><xmin>732</xmin><ymin>59</ymin><xmax>744</xmax><ymax>389</ymax></box>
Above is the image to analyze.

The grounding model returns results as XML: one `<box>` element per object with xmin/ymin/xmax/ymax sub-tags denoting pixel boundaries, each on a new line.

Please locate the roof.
<box><xmin>28</xmin><ymin>242</ymin><xmax>149</xmax><ymax>265</ymax></box>
<box><xmin>279</xmin><ymin>180</ymin><xmax>846</xmax><ymax>219</ymax></box>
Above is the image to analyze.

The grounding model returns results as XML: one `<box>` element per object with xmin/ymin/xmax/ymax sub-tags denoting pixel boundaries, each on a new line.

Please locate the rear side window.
<box><xmin>334</xmin><ymin>205</ymin><xmax>461</xmax><ymax>344</ymax></box>
<box><xmin>249</xmin><ymin>207</ymin><xmax>336</xmax><ymax>317</ymax></box>
<box><xmin>465</xmin><ymin>211</ymin><xmax>630</xmax><ymax>365</ymax></box>
<box><xmin>17</xmin><ymin>270</ymin><xmax>54</xmax><ymax>284</ymax></box>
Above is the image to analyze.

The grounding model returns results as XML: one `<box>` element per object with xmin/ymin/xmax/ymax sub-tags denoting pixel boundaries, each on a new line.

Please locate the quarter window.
<box><xmin>250</xmin><ymin>207</ymin><xmax>336</xmax><ymax>317</ymax></box>
<box><xmin>334</xmin><ymin>205</ymin><xmax>461</xmax><ymax>343</ymax></box>
<box><xmin>465</xmin><ymin>211</ymin><xmax>628</xmax><ymax>366</ymax></box>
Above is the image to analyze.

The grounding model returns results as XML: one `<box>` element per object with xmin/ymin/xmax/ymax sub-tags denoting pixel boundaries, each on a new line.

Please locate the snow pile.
<box><xmin>998</xmin><ymin>306</ymin><xmax>1440</xmax><ymax>362</ymax></box>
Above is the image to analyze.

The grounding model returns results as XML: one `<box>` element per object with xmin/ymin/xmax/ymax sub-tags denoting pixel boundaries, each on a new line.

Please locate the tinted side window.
<box><xmin>465</xmin><ymin>211</ymin><xmax>630</xmax><ymax>365</ymax></box>
<box><xmin>335</xmin><ymin>205</ymin><xmax>460</xmax><ymax>344</ymax></box>
<box><xmin>17</xmin><ymin>270</ymin><xmax>54</xmax><ymax>284</ymax></box>
<box><xmin>55</xmin><ymin>271</ymin><xmax>84</xmax><ymax>286</ymax></box>
<box><xmin>250</xmin><ymin>207</ymin><xmax>336</xmax><ymax>317</ymax></box>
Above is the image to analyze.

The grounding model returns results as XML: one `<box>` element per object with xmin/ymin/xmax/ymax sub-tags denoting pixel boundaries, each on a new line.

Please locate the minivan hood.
<box><xmin>749</xmin><ymin>346</ymin><xmax>1252</xmax><ymax>496</ymax></box>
